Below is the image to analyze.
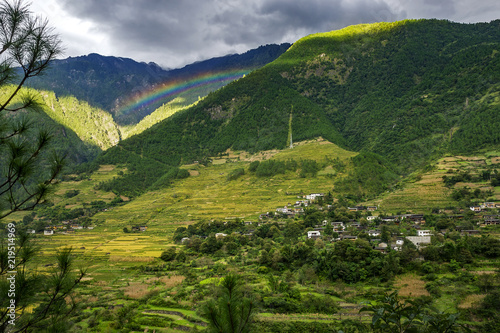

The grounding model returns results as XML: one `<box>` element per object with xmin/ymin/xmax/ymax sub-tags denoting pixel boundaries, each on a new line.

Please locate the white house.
<box><xmin>306</xmin><ymin>193</ymin><xmax>324</xmax><ymax>201</ymax></box>
<box><xmin>307</xmin><ymin>231</ymin><xmax>321</xmax><ymax>239</ymax></box>
<box><xmin>367</xmin><ymin>216</ymin><xmax>378</xmax><ymax>221</ymax></box>
<box><xmin>368</xmin><ymin>230</ymin><xmax>381</xmax><ymax>237</ymax></box>
<box><xmin>276</xmin><ymin>206</ymin><xmax>292</xmax><ymax>213</ymax></box>
<box><xmin>215</xmin><ymin>233</ymin><xmax>227</xmax><ymax>239</ymax></box>
<box><xmin>417</xmin><ymin>230</ymin><xmax>432</xmax><ymax>237</ymax></box>
<box><xmin>44</xmin><ymin>229</ymin><xmax>53</xmax><ymax>236</ymax></box>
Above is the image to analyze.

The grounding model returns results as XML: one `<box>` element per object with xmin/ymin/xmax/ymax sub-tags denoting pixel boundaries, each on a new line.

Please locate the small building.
<box><xmin>483</xmin><ymin>215</ymin><xmax>500</xmax><ymax>226</ymax></box>
<box><xmin>374</xmin><ymin>242</ymin><xmax>388</xmax><ymax>253</ymax></box>
<box><xmin>215</xmin><ymin>233</ymin><xmax>227</xmax><ymax>239</ymax></box>
<box><xmin>44</xmin><ymin>229</ymin><xmax>54</xmax><ymax>236</ymax></box>
<box><xmin>349</xmin><ymin>222</ymin><xmax>362</xmax><ymax>230</ymax></box>
<box><xmin>307</xmin><ymin>231</ymin><xmax>321</xmax><ymax>239</ymax></box>
<box><xmin>417</xmin><ymin>230</ymin><xmax>432</xmax><ymax>237</ymax></box>
<box><xmin>181</xmin><ymin>237</ymin><xmax>190</xmax><ymax>243</ymax></box>
<box><xmin>306</xmin><ymin>193</ymin><xmax>324</xmax><ymax>201</ymax></box>
<box><xmin>367</xmin><ymin>216</ymin><xmax>378</xmax><ymax>221</ymax></box>
<box><xmin>367</xmin><ymin>206</ymin><xmax>378</xmax><ymax>211</ymax></box>
<box><xmin>331</xmin><ymin>222</ymin><xmax>345</xmax><ymax>231</ymax></box>
<box><xmin>368</xmin><ymin>229</ymin><xmax>381</xmax><ymax>237</ymax></box>
<box><xmin>470</xmin><ymin>206</ymin><xmax>481</xmax><ymax>212</ymax></box>
<box><xmin>276</xmin><ymin>206</ymin><xmax>291</xmax><ymax>214</ymax></box>
<box><xmin>294</xmin><ymin>200</ymin><xmax>309</xmax><ymax>207</ymax></box>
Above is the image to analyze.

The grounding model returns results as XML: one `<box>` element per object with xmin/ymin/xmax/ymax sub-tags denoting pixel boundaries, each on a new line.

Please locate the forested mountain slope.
<box><xmin>274</xmin><ymin>19</ymin><xmax>500</xmax><ymax>169</ymax></box>
<box><xmin>96</xmin><ymin>19</ymin><xmax>500</xmax><ymax>195</ymax></box>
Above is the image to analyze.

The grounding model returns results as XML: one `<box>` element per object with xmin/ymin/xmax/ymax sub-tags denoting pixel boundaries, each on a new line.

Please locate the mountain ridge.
<box><xmin>93</xmin><ymin>19</ymin><xmax>500</xmax><ymax>197</ymax></box>
<box><xmin>26</xmin><ymin>43</ymin><xmax>291</xmax><ymax>125</ymax></box>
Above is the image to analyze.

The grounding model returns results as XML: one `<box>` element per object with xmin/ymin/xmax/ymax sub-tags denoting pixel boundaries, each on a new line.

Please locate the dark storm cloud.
<box><xmin>55</xmin><ymin>0</ymin><xmax>499</xmax><ymax>68</ymax></box>
<box><xmin>208</xmin><ymin>0</ymin><xmax>400</xmax><ymax>45</ymax></box>
<box><xmin>56</xmin><ymin>0</ymin><xmax>401</xmax><ymax>67</ymax></box>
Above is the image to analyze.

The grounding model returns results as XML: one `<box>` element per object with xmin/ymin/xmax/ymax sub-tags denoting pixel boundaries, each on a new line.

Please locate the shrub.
<box><xmin>227</xmin><ymin>168</ymin><xmax>245</xmax><ymax>181</ymax></box>
<box><xmin>425</xmin><ymin>281</ymin><xmax>442</xmax><ymax>297</ymax></box>
<box><xmin>64</xmin><ymin>189</ymin><xmax>80</xmax><ymax>198</ymax></box>
<box><xmin>263</xmin><ymin>296</ymin><xmax>300</xmax><ymax>313</ymax></box>
<box><xmin>248</xmin><ymin>161</ymin><xmax>260</xmax><ymax>172</ymax></box>
<box><xmin>160</xmin><ymin>247</ymin><xmax>177</xmax><ymax>262</ymax></box>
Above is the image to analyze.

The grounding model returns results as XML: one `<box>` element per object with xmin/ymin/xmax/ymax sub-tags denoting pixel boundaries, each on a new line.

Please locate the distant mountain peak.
<box><xmin>26</xmin><ymin>43</ymin><xmax>291</xmax><ymax>125</ymax></box>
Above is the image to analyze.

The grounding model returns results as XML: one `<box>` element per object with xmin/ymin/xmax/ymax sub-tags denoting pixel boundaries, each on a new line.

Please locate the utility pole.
<box><xmin>288</xmin><ymin>106</ymin><xmax>293</xmax><ymax>149</ymax></box>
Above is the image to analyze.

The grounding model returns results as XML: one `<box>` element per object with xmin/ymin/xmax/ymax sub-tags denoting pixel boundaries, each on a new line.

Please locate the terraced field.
<box><xmin>368</xmin><ymin>152</ymin><xmax>500</xmax><ymax>212</ymax></box>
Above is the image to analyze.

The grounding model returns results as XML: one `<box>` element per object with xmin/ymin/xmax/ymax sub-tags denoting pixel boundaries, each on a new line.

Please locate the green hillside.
<box><xmin>0</xmin><ymin>86</ymin><xmax>106</xmax><ymax>164</ymax></box>
<box><xmin>39</xmin><ymin>90</ymin><xmax>121</xmax><ymax>150</ymax></box>
<box><xmin>1</xmin><ymin>87</ymin><xmax>196</xmax><ymax>167</ymax></box>
<box><xmin>272</xmin><ymin>19</ymin><xmax>500</xmax><ymax>168</ymax></box>
<box><xmin>120</xmin><ymin>97</ymin><xmax>196</xmax><ymax>139</ymax></box>
<box><xmin>94</xmin><ymin>19</ymin><xmax>500</xmax><ymax>198</ymax></box>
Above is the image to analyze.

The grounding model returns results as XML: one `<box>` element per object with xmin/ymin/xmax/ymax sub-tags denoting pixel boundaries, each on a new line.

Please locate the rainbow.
<box><xmin>119</xmin><ymin>69</ymin><xmax>251</xmax><ymax>115</ymax></box>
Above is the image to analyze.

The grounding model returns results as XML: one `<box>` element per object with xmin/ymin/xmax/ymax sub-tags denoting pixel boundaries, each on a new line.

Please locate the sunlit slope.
<box><xmin>93</xmin><ymin>139</ymin><xmax>356</xmax><ymax>227</ymax></box>
<box><xmin>366</xmin><ymin>152</ymin><xmax>500</xmax><ymax>212</ymax></box>
<box><xmin>0</xmin><ymin>86</ymin><xmax>106</xmax><ymax>164</ymax></box>
<box><xmin>39</xmin><ymin>90</ymin><xmax>121</xmax><ymax>149</ymax></box>
<box><xmin>120</xmin><ymin>97</ymin><xmax>195</xmax><ymax>139</ymax></box>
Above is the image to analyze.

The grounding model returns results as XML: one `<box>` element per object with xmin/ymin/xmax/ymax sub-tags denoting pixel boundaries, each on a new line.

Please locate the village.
<box><xmin>153</xmin><ymin>192</ymin><xmax>500</xmax><ymax>256</ymax></box>
<box><xmin>38</xmin><ymin>193</ymin><xmax>500</xmax><ymax>240</ymax></box>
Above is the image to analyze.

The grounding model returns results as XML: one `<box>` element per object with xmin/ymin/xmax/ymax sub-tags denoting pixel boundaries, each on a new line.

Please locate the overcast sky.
<box><xmin>31</xmin><ymin>0</ymin><xmax>500</xmax><ymax>69</ymax></box>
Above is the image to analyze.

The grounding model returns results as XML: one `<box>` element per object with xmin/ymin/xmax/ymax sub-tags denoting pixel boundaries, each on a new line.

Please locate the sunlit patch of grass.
<box><xmin>109</xmin><ymin>256</ymin><xmax>155</xmax><ymax>262</ymax></box>
<box><xmin>458</xmin><ymin>294</ymin><xmax>486</xmax><ymax>309</ymax></box>
<box><xmin>123</xmin><ymin>282</ymin><xmax>152</xmax><ymax>299</ymax></box>
<box><xmin>394</xmin><ymin>274</ymin><xmax>430</xmax><ymax>298</ymax></box>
